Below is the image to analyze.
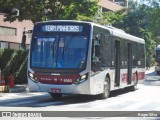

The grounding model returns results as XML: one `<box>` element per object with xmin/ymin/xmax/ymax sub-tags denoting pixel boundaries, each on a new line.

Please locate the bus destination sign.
<box><xmin>42</xmin><ymin>25</ymin><xmax>83</xmax><ymax>32</ymax></box>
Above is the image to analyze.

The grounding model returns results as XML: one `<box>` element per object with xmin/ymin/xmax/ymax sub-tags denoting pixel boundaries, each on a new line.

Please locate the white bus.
<box><xmin>28</xmin><ymin>20</ymin><xmax>145</xmax><ymax>99</ymax></box>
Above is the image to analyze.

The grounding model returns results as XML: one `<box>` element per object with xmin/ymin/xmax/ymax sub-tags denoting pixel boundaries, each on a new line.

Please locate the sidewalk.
<box><xmin>10</xmin><ymin>84</ymin><xmax>28</xmax><ymax>93</ymax></box>
<box><xmin>145</xmin><ymin>66</ymin><xmax>155</xmax><ymax>75</ymax></box>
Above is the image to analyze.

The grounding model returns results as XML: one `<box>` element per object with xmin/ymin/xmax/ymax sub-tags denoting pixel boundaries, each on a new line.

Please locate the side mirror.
<box><xmin>95</xmin><ymin>45</ymin><xmax>100</xmax><ymax>57</ymax></box>
<box><xmin>95</xmin><ymin>34</ymin><xmax>100</xmax><ymax>41</ymax></box>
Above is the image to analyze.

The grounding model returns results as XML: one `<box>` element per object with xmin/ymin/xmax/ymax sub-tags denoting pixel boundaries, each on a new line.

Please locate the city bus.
<box><xmin>27</xmin><ymin>20</ymin><xmax>145</xmax><ymax>99</ymax></box>
<box><xmin>155</xmin><ymin>45</ymin><xmax>160</xmax><ymax>75</ymax></box>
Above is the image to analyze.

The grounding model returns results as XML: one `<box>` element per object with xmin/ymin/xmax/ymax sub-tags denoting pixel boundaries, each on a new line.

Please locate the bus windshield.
<box><xmin>31</xmin><ymin>33</ymin><xmax>88</xmax><ymax>69</ymax></box>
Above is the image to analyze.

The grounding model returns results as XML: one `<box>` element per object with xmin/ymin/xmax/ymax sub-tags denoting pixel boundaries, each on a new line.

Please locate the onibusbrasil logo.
<box><xmin>2</xmin><ymin>112</ymin><xmax>42</xmax><ymax>117</ymax></box>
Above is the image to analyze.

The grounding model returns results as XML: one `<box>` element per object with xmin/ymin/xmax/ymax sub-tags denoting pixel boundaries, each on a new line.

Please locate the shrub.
<box><xmin>0</xmin><ymin>49</ymin><xmax>28</xmax><ymax>84</ymax></box>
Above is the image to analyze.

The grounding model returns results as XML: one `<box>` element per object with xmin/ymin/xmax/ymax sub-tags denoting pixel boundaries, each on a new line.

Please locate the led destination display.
<box><xmin>42</xmin><ymin>25</ymin><xmax>83</xmax><ymax>32</ymax></box>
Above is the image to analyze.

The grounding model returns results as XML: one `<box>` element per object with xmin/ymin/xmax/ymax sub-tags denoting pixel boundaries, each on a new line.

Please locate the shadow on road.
<box><xmin>144</xmin><ymin>71</ymin><xmax>160</xmax><ymax>86</ymax></box>
<box><xmin>0</xmin><ymin>88</ymin><xmax>135</xmax><ymax>108</ymax></box>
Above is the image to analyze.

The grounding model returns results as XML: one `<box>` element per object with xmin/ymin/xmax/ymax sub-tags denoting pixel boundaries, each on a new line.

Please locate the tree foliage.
<box><xmin>113</xmin><ymin>2</ymin><xmax>156</xmax><ymax>67</ymax></box>
<box><xmin>0</xmin><ymin>0</ymin><xmax>99</xmax><ymax>23</ymax></box>
<box><xmin>131</xmin><ymin>0</ymin><xmax>160</xmax><ymax>45</ymax></box>
<box><xmin>145</xmin><ymin>1</ymin><xmax>160</xmax><ymax>42</ymax></box>
<box><xmin>101</xmin><ymin>9</ymin><xmax>125</xmax><ymax>25</ymax></box>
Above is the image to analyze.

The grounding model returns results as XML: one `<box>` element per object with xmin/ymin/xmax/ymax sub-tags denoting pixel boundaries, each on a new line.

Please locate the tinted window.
<box><xmin>31</xmin><ymin>22</ymin><xmax>90</xmax><ymax>69</ymax></box>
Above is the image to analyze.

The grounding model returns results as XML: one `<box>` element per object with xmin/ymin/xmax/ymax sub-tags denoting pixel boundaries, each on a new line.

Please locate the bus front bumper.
<box><xmin>28</xmin><ymin>78</ymin><xmax>91</xmax><ymax>95</ymax></box>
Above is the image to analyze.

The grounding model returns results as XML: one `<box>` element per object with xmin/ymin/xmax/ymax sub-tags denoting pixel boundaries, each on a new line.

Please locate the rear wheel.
<box><xmin>49</xmin><ymin>93</ymin><xmax>62</xmax><ymax>99</ymax></box>
<box><xmin>98</xmin><ymin>77</ymin><xmax>110</xmax><ymax>99</ymax></box>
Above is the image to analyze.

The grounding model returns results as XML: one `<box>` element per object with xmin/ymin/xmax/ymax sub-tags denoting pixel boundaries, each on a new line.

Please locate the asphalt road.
<box><xmin>0</xmin><ymin>69</ymin><xmax>160</xmax><ymax>120</ymax></box>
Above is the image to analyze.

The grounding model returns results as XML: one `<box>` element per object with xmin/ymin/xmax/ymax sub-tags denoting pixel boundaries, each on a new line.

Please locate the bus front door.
<box><xmin>115</xmin><ymin>40</ymin><xmax>120</xmax><ymax>87</ymax></box>
<box><xmin>127</xmin><ymin>43</ymin><xmax>132</xmax><ymax>84</ymax></box>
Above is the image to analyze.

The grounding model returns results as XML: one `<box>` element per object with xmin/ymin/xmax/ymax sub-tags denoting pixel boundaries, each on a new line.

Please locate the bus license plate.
<box><xmin>50</xmin><ymin>88</ymin><xmax>61</xmax><ymax>93</ymax></box>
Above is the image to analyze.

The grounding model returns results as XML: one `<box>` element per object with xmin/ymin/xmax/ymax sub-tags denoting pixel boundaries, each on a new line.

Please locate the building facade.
<box><xmin>0</xmin><ymin>13</ymin><xmax>33</xmax><ymax>49</ymax></box>
<box><xmin>109</xmin><ymin>0</ymin><xmax>129</xmax><ymax>7</ymax></box>
<box><xmin>98</xmin><ymin>0</ymin><xmax>123</xmax><ymax>12</ymax></box>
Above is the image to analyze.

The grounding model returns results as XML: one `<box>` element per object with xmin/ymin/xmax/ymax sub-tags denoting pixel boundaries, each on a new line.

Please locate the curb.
<box><xmin>10</xmin><ymin>85</ymin><xmax>27</xmax><ymax>93</ymax></box>
<box><xmin>0</xmin><ymin>85</ymin><xmax>10</xmax><ymax>93</ymax></box>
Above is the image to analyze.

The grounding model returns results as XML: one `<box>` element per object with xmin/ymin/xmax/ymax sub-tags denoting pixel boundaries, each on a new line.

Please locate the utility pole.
<box><xmin>125</xmin><ymin>0</ymin><xmax>128</xmax><ymax>8</ymax></box>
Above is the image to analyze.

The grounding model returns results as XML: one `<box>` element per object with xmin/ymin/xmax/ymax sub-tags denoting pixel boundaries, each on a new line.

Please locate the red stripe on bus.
<box><xmin>34</xmin><ymin>72</ymin><xmax>80</xmax><ymax>84</ymax></box>
<box><xmin>122</xmin><ymin>73</ymin><xmax>135</xmax><ymax>83</ymax></box>
<box><xmin>137</xmin><ymin>72</ymin><xmax>145</xmax><ymax>80</ymax></box>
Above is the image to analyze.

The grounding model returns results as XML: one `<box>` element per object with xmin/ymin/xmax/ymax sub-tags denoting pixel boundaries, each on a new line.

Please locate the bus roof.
<box><xmin>36</xmin><ymin>20</ymin><xmax>145</xmax><ymax>44</ymax></box>
<box><xmin>91</xmin><ymin>22</ymin><xmax>145</xmax><ymax>44</ymax></box>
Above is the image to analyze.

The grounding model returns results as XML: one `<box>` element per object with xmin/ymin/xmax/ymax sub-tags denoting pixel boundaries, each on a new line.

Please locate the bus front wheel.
<box><xmin>98</xmin><ymin>77</ymin><xmax>110</xmax><ymax>99</ymax></box>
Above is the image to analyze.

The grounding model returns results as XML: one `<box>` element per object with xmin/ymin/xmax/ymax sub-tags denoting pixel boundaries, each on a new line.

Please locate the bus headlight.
<box><xmin>74</xmin><ymin>73</ymin><xmax>88</xmax><ymax>84</ymax></box>
<box><xmin>28</xmin><ymin>71</ymin><xmax>38</xmax><ymax>83</ymax></box>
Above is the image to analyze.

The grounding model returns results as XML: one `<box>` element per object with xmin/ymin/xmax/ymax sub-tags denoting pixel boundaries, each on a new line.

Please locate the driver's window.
<box><xmin>92</xmin><ymin>35</ymin><xmax>100</xmax><ymax>62</ymax></box>
<box><xmin>91</xmin><ymin>34</ymin><xmax>101</xmax><ymax>72</ymax></box>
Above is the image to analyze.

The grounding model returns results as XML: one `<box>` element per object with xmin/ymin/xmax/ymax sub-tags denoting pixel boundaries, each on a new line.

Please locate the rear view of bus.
<box><xmin>28</xmin><ymin>21</ymin><xmax>91</xmax><ymax>98</ymax></box>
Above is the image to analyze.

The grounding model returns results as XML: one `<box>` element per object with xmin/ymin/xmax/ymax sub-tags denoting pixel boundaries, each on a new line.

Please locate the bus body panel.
<box><xmin>28</xmin><ymin>78</ymin><xmax>41</xmax><ymax>92</ymax></box>
<box><xmin>28</xmin><ymin>77</ymin><xmax>91</xmax><ymax>94</ymax></box>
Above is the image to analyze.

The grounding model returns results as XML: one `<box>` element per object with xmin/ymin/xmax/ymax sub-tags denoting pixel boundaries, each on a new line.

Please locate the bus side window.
<box><xmin>91</xmin><ymin>35</ymin><xmax>101</xmax><ymax>72</ymax></box>
<box><xmin>132</xmin><ymin>42</ymin><xmax>137</xmax><ymax>67</ymax></box>
<box><xmin>92</xmin><ymin>35</ymin><xmax>101</xmax><ymax>61</ymax></box>
<box><xmin>99</xmin><ymin>34</ymin><xmax>112</xmax><ymax>68</ymax></box>
<box><xmin>95</xmin><ymin>45</ymin><xmax>100</xmax><ymax>57</ymax></box>
<box><xmin>111</xmin><ymin>39</ymin><xmax>115</xmax><ymax>67</ymax></box>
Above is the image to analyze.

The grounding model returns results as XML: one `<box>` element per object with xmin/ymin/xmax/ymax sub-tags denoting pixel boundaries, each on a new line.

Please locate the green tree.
<box><xmin>101</xmin><ymin>10</ymin><xmax>125</xmax><ymax>25</ymax></box>
<box><xmin>114</xmin><ymin>4</ymin><xmax>148</xmax><ymax>36</ymax></box>
<box><xmin>92</xmin><ymin>7</ymin><xmax>126</xmax><ymax>25</ymax></box>
<box><xmin>114</xmin><ymin>3</ymin><xmax>156</xmax><ymax>67</ymax></box>
<box><xmin>145</xmin><ymin>1</ymin><xmax>160</xmax><ymax>45</ymax></box>
<box><xmin>0</xmin><ymin>0</ymin><xmax>98</xmax><ymax>23</ymax></box>
<box><xmin>130</xmin><ymin>0</ymin><xmax>160</xmax><ymax>45</ymax></box>
<box><xmin>141</xmin><ymin>29</ymin><xmax>156</xmax><ymax>67</ymax></box>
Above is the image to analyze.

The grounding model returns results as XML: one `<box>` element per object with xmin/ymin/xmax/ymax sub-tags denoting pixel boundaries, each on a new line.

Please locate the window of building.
<box><xmin>9</xmin><ymin>43</ymin><xmax>20</xmax><ymax>49</ymax></box>
<box><xmin>0</xmin><ymin>41</ymin><xmax>9</xmax><ymax>49</ymax></box>
<box><xmin>0</xmin><ymin>26</ymin><xmax>16</xmax><ymax>36</ymax></box>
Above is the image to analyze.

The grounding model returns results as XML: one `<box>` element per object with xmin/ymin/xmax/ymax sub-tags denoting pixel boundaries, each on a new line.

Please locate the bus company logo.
<box><xmin>51</xmin><ymin>73</ymin><xmax>60</xmax><ymax>76</ymax></box>
<box><xmin>2</xmin><ymin>112</ymin><xmax>42</xmax><ymax>117</ymax></box>
<box><xmin>54</xmin><ymin>78</ymin><xmax>58</xmax><ymax>82</ymax></box>
<box><xmin>40</xmin><ymin>77</ymin><xmax>52</xmax><ymax>81</ymax></box>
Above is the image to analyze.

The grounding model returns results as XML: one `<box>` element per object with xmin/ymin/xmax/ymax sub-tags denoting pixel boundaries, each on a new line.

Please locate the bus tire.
<box><xmin>49</xmin><ymin>93</ymin><xmax>62</xmax><ymax>99</ymax></box>
<box><xmin>98</xmin><ymin>77</ymin><xmax>110</xmax><ymax>99</ymax></box>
